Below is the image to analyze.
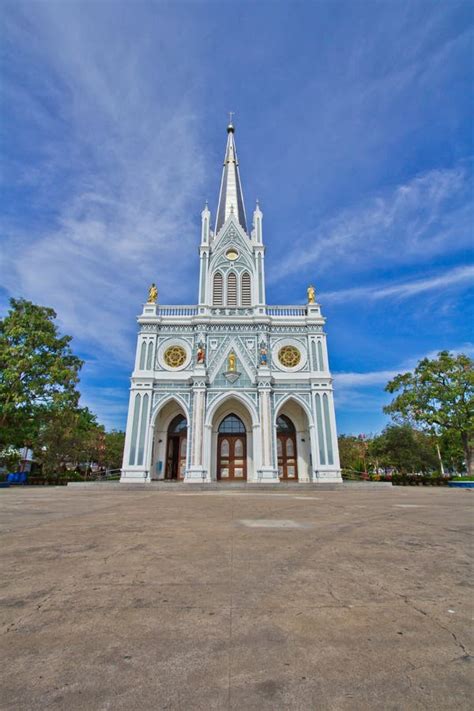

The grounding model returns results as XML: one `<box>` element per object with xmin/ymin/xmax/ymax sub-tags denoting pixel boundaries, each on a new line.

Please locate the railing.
<box><xmin>266</xmin><ymin>306</ymin><xmax>307</xmax><ymax>317</ymax></box>
<box><xmin>154</xmin><ymin>305</ymin><xmax>309</xmax><ymax>318</ymax></box>
<box><xmin>157</xmin><ymin>306</ymin><xmax>199</xmax><ymax>316</ymax></box>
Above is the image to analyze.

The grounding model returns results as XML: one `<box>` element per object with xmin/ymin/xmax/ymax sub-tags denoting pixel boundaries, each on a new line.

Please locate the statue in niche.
<box><xmin>228</xmin><ymin>351</ymin><xmax>236</xmax><ymax>372</ymax></box>
<box><xmin>147</xmin><ymin>283</ymin><xmax>158</xmax><ymax>304</ymax></box>
<box><xmin>259</xmin><ymin>342</ymin><xmax>268</xmax><ymax>366</ymax></box>
<box><xmin>197</xmin><ymin>342</ymin><xmax>206</xmax><ymax>364</ymax></box>
<box><xmin>307</xmin><ymin>284</ymin><xmax>316</xmax><ymax>304</ymax></box>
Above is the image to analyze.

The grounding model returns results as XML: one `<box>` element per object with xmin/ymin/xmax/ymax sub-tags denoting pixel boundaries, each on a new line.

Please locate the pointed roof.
<box><xmin>215</xmin><ymin>121</ymin><xmax>247</xmax><ymax>234</ymax></box>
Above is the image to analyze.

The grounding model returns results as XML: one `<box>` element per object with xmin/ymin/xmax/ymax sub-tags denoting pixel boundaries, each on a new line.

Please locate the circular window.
<box><xmin>164</xmin><ymin>346</ymin><xmax>187</xmax><ymax>368</ymax></box>
<box><xmin>278</xmin><ymin>346</ymin><xmax>301</xmax><ymax>368</ymax></box>
<box><xmin>225</xmin><ymin>248</ymin><xmax>239</xmax><ymax>261</ymax></box>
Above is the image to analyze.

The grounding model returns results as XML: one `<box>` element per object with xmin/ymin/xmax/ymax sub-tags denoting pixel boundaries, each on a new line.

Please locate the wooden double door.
<box><xmin>277</xmin><ymin>415</ymin><xmax>298</xmax><ymax>480</ymax></box>
<box><xmin>165</xmin><ymin>415</ymin><xmax>187</xmax><ymax>479</ymax></box>
<box><xmin>217</xmin><ymin>434</ymin><xmax>247</xmax><ymax>481</ymax></box>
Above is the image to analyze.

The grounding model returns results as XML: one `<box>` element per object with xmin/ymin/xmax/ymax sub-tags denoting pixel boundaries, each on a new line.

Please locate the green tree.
<box><xmin>384</xmin><ymin>351</ymin><xmax>474</xmax><ymax>475</ymax></box>
<box><xmin>0</xmin><ymin>299</ymin><xmax>83</xmax><ymax>449</ymax></box>
<box><xmin>369</xmin><ymin>424</ymin><xmax>438</xmax><ymax>474</ymax></box>
<box><xmin>103</xmin><ymin>430</ymin><xmax>125</xmax><ymax>471</ymax></box>
<box><xmin>338</xmin><ymin>435</ymin><xmax>369</xmax><ymax>473</ymax></box>
<box><xmin>35</xmin><ymin>406</ymin><xmax>101</xmax><ymax>477</ymax></box>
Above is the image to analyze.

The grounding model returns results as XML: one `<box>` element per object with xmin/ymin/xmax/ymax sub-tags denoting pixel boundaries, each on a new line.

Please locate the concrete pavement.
<box><xmin>0</xmin><ymin>486</ymin><xmax>472</xmax><ymax>710</ymax></box>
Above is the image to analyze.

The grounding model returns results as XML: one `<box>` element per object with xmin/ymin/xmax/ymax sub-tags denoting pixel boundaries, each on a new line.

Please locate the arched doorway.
<box><xmin>165</xmin><ymin>414</ymin><xmax>187</xmax><ymax>480</ymax></box>
<box><xmin>277</xmin><ymin>414</ymin><xmax>298</xmax><ymax>480</ymax></box>
<box><xmin>217</xmin><ymin>414</ymin><xmax>247</xmax><ymax>481</ymax></box>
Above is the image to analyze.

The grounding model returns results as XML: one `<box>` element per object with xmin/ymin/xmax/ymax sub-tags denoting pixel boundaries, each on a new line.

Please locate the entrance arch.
<box><xmin>205</xmin><ymin>394</ymin><xmax>256</xmax><ymax>481</ymax></box>
<box><xmin>150</xmin><ymin>398</ymin><xmax>189</xmax><ymax>480</ymax></box>
<box><xmin>274</xmin><ymin>398</ymin><xmax>312</xmax><ymax>482</ymax></box>
<box><xmin>217</xmin><ymin>414</ymin><xmax>247</xmax><ymax>481</ymax></box>
<box><xmin>165</xmin><ymin>414</ymin><xmax>187</xmax><ymax>480</ymax></box>
<box><xmin>277</xmin><ymin>414</ymin><xmax>298</xmax><ymax>480</ymax></box>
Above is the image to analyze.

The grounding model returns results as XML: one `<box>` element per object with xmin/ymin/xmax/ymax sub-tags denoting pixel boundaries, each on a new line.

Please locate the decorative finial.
<box><xmin>227</xmin><ymin>111</ymin><xmax>235</xmax><ymax>133</ymax></box>
<box><xmin>147</xmin><ymin>282</ymin><xmax>158</xmax><ymax>304</ymax></box>
<box><xmin>307</xmin><ymin>284</ymin><xmax>316</xmax><ymax>304</ymax></box>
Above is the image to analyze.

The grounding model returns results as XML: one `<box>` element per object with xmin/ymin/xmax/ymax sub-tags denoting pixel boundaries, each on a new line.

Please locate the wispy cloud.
<box><xmin>1</xmin><ymin>3</ymin><xmax>207</xmax><ymax>360</ymax></box>
<box><xmin>269</xmin><ymin>164</ymin><xmax>472</xmax><ymax>283</ymax></box>
<box><xmin>321</xmin><ymin>264</ymin><xmax>474</xmax><ymax>304</ymax></box>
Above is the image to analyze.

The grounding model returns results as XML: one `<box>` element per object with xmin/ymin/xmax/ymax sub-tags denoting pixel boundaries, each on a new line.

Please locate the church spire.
<box><xmin>215</xmin><ymin>118</ymin><xmax>247</xmax><ymax>235</ymax></box>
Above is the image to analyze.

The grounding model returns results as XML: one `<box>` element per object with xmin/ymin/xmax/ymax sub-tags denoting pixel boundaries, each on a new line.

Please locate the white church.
<box><xmin>121</xmin><ymin>121</ymin><xmax>341</xmax><ymax>484</ymax></box>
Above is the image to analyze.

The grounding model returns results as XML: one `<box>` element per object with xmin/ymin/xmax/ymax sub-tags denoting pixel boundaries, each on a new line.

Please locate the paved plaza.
<box><xmin>0</xmin><ymin>485</ymin><xmax>472</xmax><ymax>710</ymax></box>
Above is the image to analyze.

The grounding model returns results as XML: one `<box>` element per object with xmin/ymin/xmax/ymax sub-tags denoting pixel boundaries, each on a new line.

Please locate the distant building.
<box><xmin>121</xmin><ymin>121</ymin><xmax>341</xmax><ymax>483</ymax></box>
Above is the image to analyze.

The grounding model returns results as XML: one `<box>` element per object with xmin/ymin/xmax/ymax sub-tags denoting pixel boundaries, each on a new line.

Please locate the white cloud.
<box><xmin>268</xmin><ymin>164</ymin><xmax>472</xmax><ymax>282</ymax></box>
<box><xmin>321</xmin><ymin>264</ymin><xmax>474</xmax><ymax>304</ymax></box>
<box><xmin>334</xmin><ymin>343</ymin><xmax>474</xmax><ymax>393</ymax></box>
<box><xmin>1</xmin><ymin>3</ymin><xmax>207</xmax><ymax>361</ymax></box>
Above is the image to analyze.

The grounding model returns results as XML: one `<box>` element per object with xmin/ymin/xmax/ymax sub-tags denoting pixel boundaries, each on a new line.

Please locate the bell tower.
<box><xmin>198</xmin><ymin>121</ymin><xmax>267</xmax><ymax>311</ymax></box>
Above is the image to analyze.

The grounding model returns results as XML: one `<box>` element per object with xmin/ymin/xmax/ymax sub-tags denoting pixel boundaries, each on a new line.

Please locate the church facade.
<box><xmin>121</xmin><ymin>122</ymin><xmax>341</xmax><ymax>484</ymax></box>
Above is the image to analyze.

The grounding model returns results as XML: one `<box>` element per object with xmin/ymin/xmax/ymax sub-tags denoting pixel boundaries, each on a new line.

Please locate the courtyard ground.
<box><xmin>0</xmin><ymin>485</ymin><xmax>472</xmax><ymax>711</ymax></box>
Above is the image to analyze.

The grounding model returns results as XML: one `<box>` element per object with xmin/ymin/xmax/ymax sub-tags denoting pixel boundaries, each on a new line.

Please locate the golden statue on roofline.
<box><xmin>147</xmin><ymin>283</ymin><xmax>158</xmax><ymax>304</ymax></box>
<box><xmin>307</xmin><ymin>284</ymin><xmax>316</xmax><ymax>304</ymax></box>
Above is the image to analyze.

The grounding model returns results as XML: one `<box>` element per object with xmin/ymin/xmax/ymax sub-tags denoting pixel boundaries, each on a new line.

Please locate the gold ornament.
<box><xmin>228</xmin><ymin>351</ymin><xmax>236</xmax><ymax>372</ymax></box>
<box><xmin>307</xmin><ymin>285</ymin><xmax>316</xmax><ymax>304</ymax></box>
<box><xmin>278</xmin><ymin>345</ymin><xmax>301</xmax><ymax>368</ymax></box>
<box><xmin>147</xmin><ymin>283</ymin><xmax>158</xmax><ymax>303</ymax></box>
<box><xmin>164</xmin><ymin>345</ymin><xmax>186</xmax><ymax>368</ymax></box>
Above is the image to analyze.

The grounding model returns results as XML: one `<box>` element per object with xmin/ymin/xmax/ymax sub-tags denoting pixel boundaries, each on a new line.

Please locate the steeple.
<box><xmin>215</xmin><ymin>119</ymin><xmax>247</xmax><ymax>235</ymax></box>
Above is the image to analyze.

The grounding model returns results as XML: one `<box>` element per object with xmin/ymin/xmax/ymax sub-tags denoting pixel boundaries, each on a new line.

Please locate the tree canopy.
<box><xmin>384</xmin><ymin>351</ymin><xmax>473</xmax><ymax>475</ymax></box>
<box><xmin>0</xmin><ymin>298</ymin><xmax>125</xmax><ymax>477</ymax></box>
<box><xmin>0</xmin><ymin>298</ymin><xmax>83</xmax><ymax>448</ymax></box>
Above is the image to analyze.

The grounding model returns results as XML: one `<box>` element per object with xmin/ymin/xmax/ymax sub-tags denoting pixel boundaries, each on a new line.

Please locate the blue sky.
<box><xmin>1</xmin><ymin>0</ymin><xmax>473</xmax><ymax>434</ymax></box>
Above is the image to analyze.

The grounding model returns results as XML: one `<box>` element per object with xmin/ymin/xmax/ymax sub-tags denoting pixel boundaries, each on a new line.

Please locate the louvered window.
<box><xmin>213</xmin><ymin>272</ymin><xmax>223</xmax><ymax>305</ymax></box>
<box><xmin>227</xmin><ymin>272</ymin><xmax>237</xmax><ymax>306</ymax></box>
<box><xmin>241</xmin><ymin>272</ymin><xmax>251</xmax><ymax>306</ymax></box>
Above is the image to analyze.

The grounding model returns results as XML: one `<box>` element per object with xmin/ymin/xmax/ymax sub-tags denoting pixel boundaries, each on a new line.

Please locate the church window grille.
<box><xmin>213</xmin><ymin>272</ymin><xmax>223</xmax><ymax>305</ymax></box>
<box><xmin>218</xmin><ymin>414</ymin><xmax>246</xmax><ymax>433</ymax></box>
<box><xmin>227</xmin><ymin>272</ymin><xmax>237</xmax><ymax>306</ymax></box>
<box><xmin>128</xmin><ymin>394</ymin><xmax>141</xmax><ymax>465</ymax></box>
<box><xmin>241</xmin><ymin>272</ymin><xmax>251</xmax><ymax>307</ymax></box>
<box><xmin>136</xmin><ymin>393</ymin><xmax>149</xmax><ymax>466</ymax></box>
<box><xmin>278</xmin><ymin>345</ymin><xmax>301</xmax><ymax>368</ymax></box>
<box><xmin>164</xmin><ymin>346</ymin><xmax>187</xmax><ymax>368</ymax></box>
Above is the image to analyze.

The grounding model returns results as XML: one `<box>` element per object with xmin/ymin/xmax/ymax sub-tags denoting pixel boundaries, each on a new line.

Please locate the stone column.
<box><xmin>185</xmin><ymin>365</ymin><xmax>209</xmax><ymax>482</ymax></box>
<box><xmin>257</xmin><ymin>370</ymin><xmax>279</xmax><ymax>482</ymax></box>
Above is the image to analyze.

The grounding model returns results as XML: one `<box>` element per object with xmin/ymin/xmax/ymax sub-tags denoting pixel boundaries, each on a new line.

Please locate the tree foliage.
<box><xmin>0</xmin><ymin>298</ymin><xmax>83</xmax><ymax>448</ymax></box>
<box><xmin>369</xmin><ymin>424</ymin><xmax>438</xmax><ymax>474</ymax></box>
<box><xmin>384</xmin><ymin>351</ymin><xmax>474</xmax><ymax>474</ymax></box>
<box><xmin>103</xmin><ymin>430</ymin><xmax>125</xmax><ymax>470</ymax></box>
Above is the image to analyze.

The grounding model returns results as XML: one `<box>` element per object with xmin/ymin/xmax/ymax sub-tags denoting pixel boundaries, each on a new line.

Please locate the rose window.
<box><xmin>164</xmin><ymin>346</ymin><xmax>187</xmax><ymax>368</ymax></box>
<box><xmin>278</xmin><ymin>345</ymin><xmax>301</xmax><ymax>368</ymax></box>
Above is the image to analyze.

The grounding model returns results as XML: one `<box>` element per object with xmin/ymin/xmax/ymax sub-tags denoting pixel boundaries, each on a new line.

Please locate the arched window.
<box><xmin>241</xmin><ymin>271</ymin><xmax>251</xmax><ymax>307</ymax></box>
<box><xmin>277</xmin><ymin>414</ymin><xmax>296</xmax><ymax>434</ymax></box>
<box><xmin>218</xmin><ymin>414</ymin><xmax>246</xmax><ymax>433</ymax></box>
<box><xmin>168</xmin><ymin>414</ymin><xmax>187</xmax><ymax>434</ymax></box>
<box><xmin>213</xmin><ymin>272</ymin><xmax>223</xmax><ymax>306</ymax></box>
<box><xmin>227</xmin><ymin>272</ymin><xmax>237</xmax><ymax>306</ymax></box>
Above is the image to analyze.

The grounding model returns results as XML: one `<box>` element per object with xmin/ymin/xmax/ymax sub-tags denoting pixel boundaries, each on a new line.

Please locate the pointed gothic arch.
<box><xmin>213</xmin><ymin>272</ymin><xmax>223</xmax><ymax>306</ymax></box>
<box><xmin>241</xmin><ymin>271</ymin><xmax>251</xmax><ymax>307</ymax></box>
<box><xmin>226</xmin><ymin>271</ymin><xmax>237</xmax><ymax>306</ymax></box>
